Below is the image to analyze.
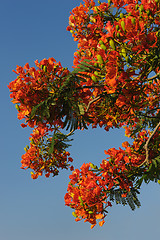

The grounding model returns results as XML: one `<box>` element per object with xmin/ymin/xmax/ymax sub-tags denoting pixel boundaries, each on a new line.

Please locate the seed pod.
<box><xmin>128</xmin><ymin>12</ymin><xmax>131</xmax><ymax>16</ymax></box>
<box><xmin>121</xmin><ymin>21</ymin><xmax>125</xmax><ymax>31</ymax></box>
<box><xmin>109</xmin><ymin>39</ymin><xmax>115</xmax><ymax>50</ymax></box>
<box><xmin>116</xmin><ymin>25</ymin><xmax>119</xmax><ymax>31</ymax></box>
<box><xmin>120</xmin><ymin>13</ymin><xmax>124</xmax><ymax>19</ymax></box>
<box><xmin>108</xmin><ymin>0</ymin><xmax>111</xmax><ymax>7</ymax></box>
<box><xmin>97</xmin><ymin>54</ymin><xmax>104</xmax><ymax>64</ymax></box>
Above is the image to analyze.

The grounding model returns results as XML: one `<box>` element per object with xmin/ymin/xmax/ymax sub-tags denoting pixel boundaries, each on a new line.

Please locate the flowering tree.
<box><xmin>8</xmin><ymin>0</ymin><xmax>160</xmax><ymax>228</ymax></box>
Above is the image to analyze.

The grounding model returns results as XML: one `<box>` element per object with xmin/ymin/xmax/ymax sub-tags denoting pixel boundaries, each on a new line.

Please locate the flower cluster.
<box><xmin>65</xmin><ymin>163</ymin><xmax>112</xmax><ymax>229</ymax></box>
<box><xmin>8</xmin><ymin>58</ymin><xmax>74</xmax><ymax>178</ymax></box>
<box><xmin>21</xmin><ymin>125</ymin><xmax>74</xmax><ymax>179</ymax></box>
<box><xmin>66</xmin><ymin>0</ymin><xmax>160</xmax><ymax>132</ymax></box>
<box><xmin>65</xmin><ymin>126</ymin><xmax>160</xmax><ymax>227</ymax></box>
<box><xmin>8</xmin><ymin>0</ymin><xmax>160</xmax><ymax>228</ymax></box>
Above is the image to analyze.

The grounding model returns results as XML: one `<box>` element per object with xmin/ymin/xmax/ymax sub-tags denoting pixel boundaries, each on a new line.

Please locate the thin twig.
<box><xmin>138</xmin><ymin>121</ymin><xmax>160</xmax><ymax>167</ymax></box>
<box><xmin>66</xmin><ymin>129</ymin><xmax>74</xmax><ymax>137</ymax></box>
<box><xmin>76</xmin><ymin>85</ymin><xmax>105</xmax><ymax>90</ymax></box>
<box><xmin>138</xmin><ymin>113</ymin><xmax>160</xmax><ymax>119</ymax></box>
<box><xmin>132</xmin><ymin>73</ymin><xmax>159</xmax><ymax>82</ymax></box>
<box><xmin>54</xmin><ymin>129</ymin><xmax>74</xmax><ymax>149</ymax></box>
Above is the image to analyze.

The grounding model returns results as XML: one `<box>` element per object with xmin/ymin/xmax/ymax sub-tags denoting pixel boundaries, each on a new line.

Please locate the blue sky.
<box><xmin>1</xmin><ymin>0</ymin><xmax>160</xmax><ymax>239</ymax></box>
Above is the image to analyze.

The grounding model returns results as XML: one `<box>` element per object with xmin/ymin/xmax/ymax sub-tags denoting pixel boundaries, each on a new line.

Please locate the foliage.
<box><xmin>8</xmin><ymin>0</ymin><xmax>160</xmax><ymax>228</ymax></box>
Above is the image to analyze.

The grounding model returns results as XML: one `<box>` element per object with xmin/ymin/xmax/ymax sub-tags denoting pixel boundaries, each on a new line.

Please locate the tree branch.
<box><xmin>85</xmin><ymin>95</ymin><xmax>101</xmax><ymax>113</ymax></box>
<box><xmin>138</xmin><ymin>121</ymin><xmax>160</xmax><ymax>167</ymax></box>
<box><xmin>147</xmin><ymin>74</ymin><xmax>160</xmax><ymax>81</ymax></box>
<box><xmin>138</xmin><ymin>113</ymin><xmax>160</xmax><ymax>119</ymax></box>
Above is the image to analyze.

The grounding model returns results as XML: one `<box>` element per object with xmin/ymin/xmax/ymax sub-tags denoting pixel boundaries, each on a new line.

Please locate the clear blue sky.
<box><xmin>1</xmin><ymin>0</ymin><xmax>160</xmax><ymax>239</ymax></box>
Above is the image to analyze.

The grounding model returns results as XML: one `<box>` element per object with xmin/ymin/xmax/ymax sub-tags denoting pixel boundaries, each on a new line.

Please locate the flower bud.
<box><xmin>121</xmin><ymin>48</ymin><xmax>126</xmax><ymax>57</ymax></box>
<box><xmin>131</xmin><ymin>18</ymin><xmax>135</xmax><ymax>24</ymax></box>
<box><xmin>43</xmin><ymin>66</ymin><xmax>47</xmax><ymax>72</ymax></box>
<box><xmin>135</xmin><ymin>4</ymin><xmax>139</xmax><ymax>10</ymax></box>
<box><xmin>72</xmin><ymin>212</ymin><xmax>77</xmax><ymax>218</ymax></box>
<box><xmin>146</xmin><ymin>10</ymin><xmax>150</xmax><ymax>16</ymax></box>
<box><xmin>100</xmin><ymin>44</ymin><xmax>107</xmax><ymax>50</ymax></box>
<box><xmin>91</xmin><ymin>75</ymin><xmax>97</xmax><ymax>82</ymax></box>
<box><xmin>139</xmin><ymin>5</ymin><xmax>144</xmax><ymax>13</ymax></box>
<box><xmin>94</xmin><ymin>71</ymin><xmax>99</xmax><ymax>76</ymax></box>
<box><xmin>109</xmin><ymin>39</ymin><xmax>115</xmax><ymax>50</ymax></box>
<box><xmin>116</xmin><ymin>25</ymin><xmax>119</xmax><ymax>31</ymax></box>
<box><xmin>99</xmin><ymin>40</ymin><xmax>104</xmax><ymax>45</ymax></box>
<box><xmin>15</xmin><ymin>104</ymin><xmax>20</xmax><ymax>111</ymax></box>
<box><xmin>121</xmin><ymin>21</ymin><xmax>125</xmax><ymax>31</ymax></box>
<box><xmin>120</xmin><ymin>13</ymin><xmax>124</xmax><ymax>19</ymax></box>
<box><xmin>117</xmin><ymin>32</ymin><xmax>120</xmax><ymax>38</ymax></box>
<box><xmin>97</xmin><ymin>54</ymin><xmax>104</xmax><ymax>64</ymax></box>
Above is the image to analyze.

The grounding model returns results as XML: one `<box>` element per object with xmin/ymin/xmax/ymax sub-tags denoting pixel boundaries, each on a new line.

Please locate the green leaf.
<box><xmin>80</xmin><ymin>61</ymin><xmax>94</xmax><ymax>68</ymax></box>
<box><xmin>152</xmin><ymin>159</ymin><xmax>158</xmax><ymax>168</ymax></box>
<box><xmin>126</xmin><ymin>192</ymin><xmax>135</xmax><ymax>211</ymax></box>
<box><xmin>72</xmin><ymin>71</ymin><xmax>90</xmax><ymax>79</ymax></box>
<box><xmin>154</xmin><ymin>156</ymin><xmax>160</xmax><ymax>164</ymax></box>
<box><xmin>82</xmin><ymin>118</ymin><xmax>88</xmax><ymax>129</ymax></box>
<box><xmin>77</xmin><ymin>65</ymin><xmax>90</xmax><ymax>71</ymax></box>
<box><xmin>30</xmin><ymin>101</ymin><xmax>45</xmax><ymax>119</ymax></box>
<box><xmin>135</xmin><ymin>177</ymin><xmax>144</xmax><ymax>188</ymax></box>
<box><xmin>63</xmin><ymin>115</ymin><xmax>70</xmax><ymax>129</ymax></box>
<box><xmin>66</xmin><ymin>120</ymin><xmax>72</xmax><ymax>131</ymax></box>
<box><xmin>137</xmin><ymin>141</ymin><xmax>146</xmax><ymax>153</ymax></box>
